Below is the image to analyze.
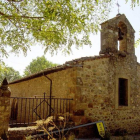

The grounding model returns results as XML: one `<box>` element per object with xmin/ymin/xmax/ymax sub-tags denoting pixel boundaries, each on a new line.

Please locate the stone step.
<box><xmin>74</xmin><ymin>138</ymin><xmax>101</xmax><ymax>140</ymax></box>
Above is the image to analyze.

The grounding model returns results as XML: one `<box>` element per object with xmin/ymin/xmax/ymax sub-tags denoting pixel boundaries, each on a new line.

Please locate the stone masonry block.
<box><xmin>88</xmin><ymin>103</ymin><xmax>93</xmax><ymax>108</ymax></box>
<box><xmin>73</xmin><ymin>109</ymin><xmax>84</xmax><ymax>116</ymax></box>
<box><xmin>0</xmin><ymin>106</ymin><xmax>5</xmax><ymax>112</ymax></box>
<box><xmin>76</xmin><ymin>77</ymin><xmax>83</xmax><ymax>85</ymax></box>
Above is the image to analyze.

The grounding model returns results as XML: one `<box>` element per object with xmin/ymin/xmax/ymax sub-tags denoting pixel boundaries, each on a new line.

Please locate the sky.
<box><xmin>2</xmin><ymin>0</ymin><xmax>140</xmax><ymax>76</ymax></box>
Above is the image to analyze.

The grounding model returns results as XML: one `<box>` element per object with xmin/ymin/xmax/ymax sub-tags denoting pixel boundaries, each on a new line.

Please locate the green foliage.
<box><xmin>0</xmin><ymin>0</ymin><xmax>113</xmax><ymax>57</ymax></box>
<box><xmin>24</xmin><ymin>56</ymin><xmax>58</xmax><ymax>76</ymax></box>
<box><xmin>0</xmin><ymin>62</ymin><xmax>21</xmax><ymax>83</ymax></box>
<box><xmin>126</xmin><ymin>0</ymin><xmax>139</xmax><ymax>8</ymax></box>
<box><xmin>0</xmin><ymin>61</ymin><xmax>6</xmax><ymax>74</ymax></box>
<box><xmin>0</xmin><ymin>0</ymin><xmax>139</xmax><ymax>56</ymax></box>
<box><xmin>126</xmin><ymin>0</ymin><xmax>140</xmax><ymax>47</ymax></box>
<box><xmin>135</xmin><ymin>38</ymin><xmax>140</xmax><ymax>47</ymax></box>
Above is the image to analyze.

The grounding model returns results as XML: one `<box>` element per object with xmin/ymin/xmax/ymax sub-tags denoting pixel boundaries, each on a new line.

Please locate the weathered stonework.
<box><xmin>0</xmin><ymin>78</ymin><xmax>11</xmax><ymax>137</ymax></box>
<box><xmin>72</xmin><ymin>53</ymin><xmax>140</xmax><ymax>134</ymax></box>
<box><xmin>100</xmin><ymin>14</ymin><xmax>135</xmax><ymax>55</ymax></box>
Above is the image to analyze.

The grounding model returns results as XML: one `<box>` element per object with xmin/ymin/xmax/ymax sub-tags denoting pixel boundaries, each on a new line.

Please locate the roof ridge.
<box><xmin>9</xmin><ymin>54</ymin><xmax>110</xmax><ymax>84</ymax></box>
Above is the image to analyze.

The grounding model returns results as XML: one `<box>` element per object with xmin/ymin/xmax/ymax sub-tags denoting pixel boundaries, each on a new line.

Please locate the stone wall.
<box><xmin>0</xmin><ymin>78</ymin><xmax>11</xmax><ymax>137</ymax></box>
<box><xmin>107</xmin><ymin>53</ymin><xmax>139</xmax><ymax>133</ymax></box>
<box><xmin>72</xmin><ymin>53</ymin><xmax>140</xmax><ymax>134</ymax></box>
<box><xmin>137</xmin><ymin>63</ymin><xmax>140</xmax><ymax>95</ymax></box>
<box><xmin>9</xmin><ymin>68</ymin><xmax>76</xmax><ymax>99</ymax></box>
<box><xmin>9</xmin><ymin>53</ymin><xmax>140</xmax><ymax>135</ymax></box>
<box><xmin>71</xmin><ymin>57</ymin><xmax>110</xmax><ymax>125</ymax></box>
<box><xmin>9</xmin><ymin>67</ymin><xmax>77</xmax><ymax>123</ymax></box>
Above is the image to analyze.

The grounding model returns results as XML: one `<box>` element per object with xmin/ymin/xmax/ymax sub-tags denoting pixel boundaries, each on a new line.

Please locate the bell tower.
<box><xmin>100</xmin><ymin>14</ymin><xmax>135</xmax><ymax>55</ymax></box>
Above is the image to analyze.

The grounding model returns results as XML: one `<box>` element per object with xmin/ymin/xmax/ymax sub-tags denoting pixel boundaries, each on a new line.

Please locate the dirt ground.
<box><xmin>8</xmin><ymin>127</ymin><xmax>140</xmax><ymax>140</ymax></box>
<box><xmin>110</xmin><ymin>135</ymin><xmax>140</xmax><ymax>140</ymax></box>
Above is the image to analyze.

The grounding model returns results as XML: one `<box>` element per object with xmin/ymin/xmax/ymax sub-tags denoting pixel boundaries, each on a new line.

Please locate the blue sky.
<box><xmin>2</xmin><ymin>0</ymin><xmax>140</xmax><ymax>75</ymax></box>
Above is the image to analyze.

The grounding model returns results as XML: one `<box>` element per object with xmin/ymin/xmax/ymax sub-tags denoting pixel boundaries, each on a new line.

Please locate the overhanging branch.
<box><xmin>0</xmin><ymin>11</ymin><xmax>44</xmax><ymax>19</ymax></box>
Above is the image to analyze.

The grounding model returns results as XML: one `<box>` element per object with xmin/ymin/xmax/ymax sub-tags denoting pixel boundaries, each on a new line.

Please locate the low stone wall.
<box><xmin>8</xmin><ymin>126</ymin><xmax>38</xmax><ymax>140</ymax></box>
<box><xmin>0</xmin><ymin>97</ymin><xmax>10</xmax><ymax>134</ymax></box>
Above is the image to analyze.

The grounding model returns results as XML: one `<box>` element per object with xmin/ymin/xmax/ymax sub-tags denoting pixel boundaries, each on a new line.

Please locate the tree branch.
<box><xmin>7</xmin><ymin>0</ymin><xmax>20</xmax><ymax>13</ymax></box>
<box><xmin>7</xmin><ymin>0</ymin><xmax>24</xmax><ymax>2</ymax></box>
<box><xmin>0</xmin><ymin>11</ymin><xmax>5</xmax><ymax>16</ymax></box>
<box><xmin>0</xmin><ymin>11</ymin><xmax>44</xmax><ymax>19</ymax></box>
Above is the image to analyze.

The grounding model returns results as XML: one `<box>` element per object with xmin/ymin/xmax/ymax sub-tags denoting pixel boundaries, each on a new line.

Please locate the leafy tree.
<box><xmin>24</xmin><ymin>56</ymin><xmax>58</xmax><ymax>76</ymax></box>
<box><xmin>0</xmin><ymin>0</ymin><xmax>113</xmax><ymax>57</ymax></box>
<box><xmin>0</xmin><ymin>0</ymin><xmax>139</xmax><ymax>57</ymax></box>
<box><xmin>0</xmin><ymin>61</ymin><xmax>6</xmax><ymax>81</ymax></box>
<box><xmin>0</xmin><ymin>63</ymin><xmax>21</xmax><ymax>83</ymax></box>
<box><xmin>128</xmin><ymin>0</ymin><xmax>140</xmax><ymax>47</ymax></box>
<box><xmin>126</xmin><ymin>0</ymin><xmax>139</xmax><ymax>8</ymax></box>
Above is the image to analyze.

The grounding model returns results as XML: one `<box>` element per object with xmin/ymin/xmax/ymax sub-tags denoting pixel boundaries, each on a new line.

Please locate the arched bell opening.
<box><xmin>117</xmin><ymin>21</ymin><xmax>127</xmax><ymax>52</ymax></box>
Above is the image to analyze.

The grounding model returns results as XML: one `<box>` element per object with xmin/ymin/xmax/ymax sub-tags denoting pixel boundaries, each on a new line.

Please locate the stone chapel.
<box><xmin>9</xmin><ymin>14</ymin><xmax>140</xmax><ymax>134</ymax></box>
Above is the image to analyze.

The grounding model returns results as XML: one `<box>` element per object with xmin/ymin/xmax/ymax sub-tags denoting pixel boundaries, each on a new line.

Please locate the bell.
<box><xmin>118</xmin><ymin>36</ymin><xmax>123</xmax><ymax>40</ymax></box>
<box><xmin>118</xmin><ymin>27</ymin><xmax>124</xmax><ymax>41</ymax></box>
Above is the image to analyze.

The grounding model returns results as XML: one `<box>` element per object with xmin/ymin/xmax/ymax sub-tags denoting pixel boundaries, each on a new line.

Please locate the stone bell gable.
<box><xmin>100</xmin><ymin>14</ymin><xmax>135</xmax><ymax>55</ymax></box>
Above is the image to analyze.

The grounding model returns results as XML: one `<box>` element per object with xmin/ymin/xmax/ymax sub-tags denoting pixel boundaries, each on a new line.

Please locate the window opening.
<box><xmin>118</xmin><ymin>40</ymin><xmax>120</xmax><ymax>50</ymax></box>
<box><xmin>119</xmin><ymin>78</ymin><xmax>128</xmax><ymax>106</ymax></box>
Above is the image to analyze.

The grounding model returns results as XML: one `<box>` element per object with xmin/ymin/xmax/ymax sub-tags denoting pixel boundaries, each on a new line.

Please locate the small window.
<box><xmin>119</xmin><ymin>78</ymin><xmax>128</xmax><ymax>106</ymax></box>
